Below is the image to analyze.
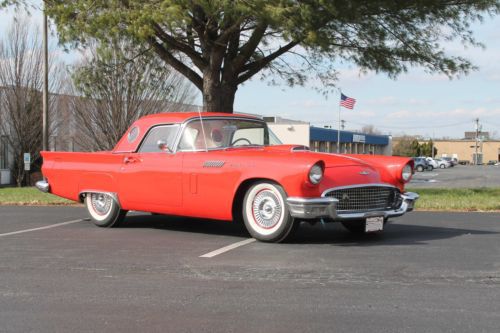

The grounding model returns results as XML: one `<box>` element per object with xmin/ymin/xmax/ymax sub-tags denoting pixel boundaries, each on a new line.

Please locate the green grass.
<box><xmin>0</xmin><ymin>186</ymin><xmax>499</xmax><ymax>211</ymax></box>
<box><xmin>0</xmin><ymin>187</ymin><xmax>76</xmax><ymax>205</ymax></box>
<box><xmin>407</xmin><ymin>188</ymin><xmax>500</xmax><ymax>212</ymax></box>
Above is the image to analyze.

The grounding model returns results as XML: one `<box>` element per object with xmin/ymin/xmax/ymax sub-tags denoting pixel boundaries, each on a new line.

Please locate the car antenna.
<box><xmin>197</xmin><ymin>107</ymin><xmax>208</xmax><ymax>152</ymax></box>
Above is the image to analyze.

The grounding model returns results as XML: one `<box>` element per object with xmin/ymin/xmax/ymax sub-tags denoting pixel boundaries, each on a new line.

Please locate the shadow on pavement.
<box><xmin>121</xmin><ymin>213</ymin><xmax>249</xmax><ymax>238</ymax></box>
<box><xmin>119</xmin><ymin>212</ymin><xmax>498</xmax><ymax>246</ymax></box>
<box><xmin>292</xmin><ymin>221</ymin><xmax>499</xmax><ymax>246</ymax></box>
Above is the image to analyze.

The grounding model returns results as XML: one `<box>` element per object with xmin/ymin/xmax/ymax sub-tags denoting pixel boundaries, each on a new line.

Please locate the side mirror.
<box><xmin>157</xmin><ymin>140</ymin><xmax>172</xmax><ymax>153</ymax></box>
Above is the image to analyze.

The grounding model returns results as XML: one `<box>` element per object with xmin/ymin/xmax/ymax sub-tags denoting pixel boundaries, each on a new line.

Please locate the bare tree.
<box><xmin>0</xmin><ymin>16</ymin><xmax>64</xmax><ymax>186</ymax></box>
<box><xmin>361</xmin><ymin>125</ymin><xmax>382</xmax><ymax>135</ymax></box>
<box><xmin>70</xmin><ymin>39</ymin><xmax>198</xmax><ymax>151</ymax></box>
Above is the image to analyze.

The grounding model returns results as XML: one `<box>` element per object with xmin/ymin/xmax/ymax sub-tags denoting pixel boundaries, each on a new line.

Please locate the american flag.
<box><xmin>340</xmin><ymin>93</ymin><xmax>356</xmax><ymax>109</ymax></box>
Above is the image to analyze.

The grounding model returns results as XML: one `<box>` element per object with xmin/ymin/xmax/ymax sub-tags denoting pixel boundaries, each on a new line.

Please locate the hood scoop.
<box><xmin>291</xmin><ymin>145</ymin><xmax>310</xmax><ymax>151</ymax></box>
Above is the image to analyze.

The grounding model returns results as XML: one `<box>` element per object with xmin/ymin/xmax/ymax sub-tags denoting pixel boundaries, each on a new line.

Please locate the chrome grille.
<box><xmin>324</xmin><ymin>186</ymin><xmax>401</xmax><ymax>212</ymax></box>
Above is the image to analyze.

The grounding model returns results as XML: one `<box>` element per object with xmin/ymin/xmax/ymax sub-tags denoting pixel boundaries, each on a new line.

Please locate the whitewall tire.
<box><xmin>242</xmin><ymin>182</ymin><xmax>296</xmax><ymax>242</ymax></box>
<box><xmin>85</xmin><ymin>193</ymin><xmax>127</xmax><ymax>228</ymax></box>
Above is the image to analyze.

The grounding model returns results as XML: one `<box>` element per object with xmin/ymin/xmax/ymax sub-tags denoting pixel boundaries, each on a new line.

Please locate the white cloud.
<box><xmin>337</xmin><ymin>67</ymin><xmax>375</xmax><ymax>83</ymax></box>
<box><xmin>365</xmin><ymin>96</ymin><xmax>399</xmax><ymax>106</ymax></box>
<box><xmin>288</xmin><ymin>99</ymin><xmax>327</xmax><ymax>109</ymax></box>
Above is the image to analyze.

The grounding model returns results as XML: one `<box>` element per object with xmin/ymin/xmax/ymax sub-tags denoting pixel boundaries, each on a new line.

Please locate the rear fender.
<box><xmin>78</xmin><ymin>173</ymin><xmax>118</xmax><ymax>201</ymax></box>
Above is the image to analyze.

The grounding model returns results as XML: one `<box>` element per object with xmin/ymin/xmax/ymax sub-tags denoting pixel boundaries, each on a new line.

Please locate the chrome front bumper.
<box><xmin>287</xmin><ymin>192</ymin><xmax>419</xmax><ymax>220</ymax></box>
<box><xmin>35</xmin><ymin>180</ymin><xmax>50</xmax><ymax>193</ymax></box>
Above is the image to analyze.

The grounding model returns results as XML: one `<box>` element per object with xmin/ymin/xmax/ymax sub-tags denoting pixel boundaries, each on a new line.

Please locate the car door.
<box><xmin>119</xmin><ymin>124</ymin><xmax>183</xmax><ymax>212</ymax></box>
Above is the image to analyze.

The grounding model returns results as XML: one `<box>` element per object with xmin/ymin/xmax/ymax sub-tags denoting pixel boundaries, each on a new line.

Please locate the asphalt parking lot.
<box><xmin>1</xmin><ymin>206</ymin><xmax>499</xmax><ymax>332</ymax></box>
<box><xmin>410</xmin><ymin>165</ymin><xmax>500</xmax><ymax>188</ymax></box>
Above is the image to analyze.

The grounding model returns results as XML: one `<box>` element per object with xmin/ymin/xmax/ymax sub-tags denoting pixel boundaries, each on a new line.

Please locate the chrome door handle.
<box><xmin>124</xmin><ymin>156</ymin><xmax>139</xmax><ymax>164</ymax></box>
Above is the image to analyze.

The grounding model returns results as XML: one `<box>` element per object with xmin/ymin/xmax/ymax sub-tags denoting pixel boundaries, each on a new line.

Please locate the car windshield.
<box><xmin>178</xmin><ymin>118</ymin><xmax>282</xmax><ymax>151</ymax></box>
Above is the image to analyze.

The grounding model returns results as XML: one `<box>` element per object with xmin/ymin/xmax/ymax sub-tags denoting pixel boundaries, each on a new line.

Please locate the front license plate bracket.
<box><xmin>365</xmin><ymin>216</ymin><xmax>384</xmax><ymax>232</ymax></box>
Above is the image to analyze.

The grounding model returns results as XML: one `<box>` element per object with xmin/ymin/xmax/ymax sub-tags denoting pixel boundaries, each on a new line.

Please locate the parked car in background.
<box><xmin>36</xmin><ymin>112</ymin><xmax>419</xmax><ymax>242</ymax></box>
<box><xmin>442</xmin><ymin>157</ymin><xmax>457</xmax><ymax>167</ymax></box>
<box><xmin>487</xmin><ymin>160</ymin><xmax>498</xmax><ymax>166</ymax></box>
<box><xmin>413</xmin><ymin>157</ymin><xmax>431</xmax><ymax>172</ymax></box>
<box><xmin>424</xmin><ymin>157</ymin><xmax>439</xmax><ymax>169</ymax></box>
<box><xmin>434</xmin><ymin>158</ymin><xmax>451</xmax><ymax>169</ymax></box>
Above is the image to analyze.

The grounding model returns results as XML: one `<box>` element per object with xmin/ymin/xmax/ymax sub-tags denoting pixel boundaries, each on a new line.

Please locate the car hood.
<box><xmin>263</xmin><ymin>145</ymin><xmax>371</xmax><ymax>168</ymax></box>
<box><xmin>261</xmin><ymin>145</ymin><xmax>383</xmax><ymax>187</ymax></box>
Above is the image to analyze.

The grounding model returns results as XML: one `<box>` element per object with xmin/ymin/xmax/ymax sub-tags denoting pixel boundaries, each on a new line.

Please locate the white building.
<box><xmin>265</xmin><ymin>116</ymin><xmax>392</xmax><ymax>155</ymax></box>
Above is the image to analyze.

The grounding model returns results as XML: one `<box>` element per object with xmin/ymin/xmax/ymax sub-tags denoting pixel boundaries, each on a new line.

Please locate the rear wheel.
<box><xmin>85</xmin><ymin>193</ymin><xmax>127</xmax><ymax>228</ymax></box>
<box><xmin>242</xmin><ymin>182</ymin><xmax>296</xmax><ymax>242</ymax></box>
<box><xmin>440</xmin><ymin>164</ymin><xmax>445</xmax><ymax>169</ymax></box>
<box><xmin>416</xmin><ymin>165</ymin><xmax>424</xmax><ymax>172</ymax></box>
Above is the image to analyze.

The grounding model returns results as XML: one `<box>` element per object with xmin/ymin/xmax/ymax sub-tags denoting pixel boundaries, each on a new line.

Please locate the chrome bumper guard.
<box><xmin>35</xmin><ymin>180</ymin><xmax>50</xmax><ymax>193</ymax></box>
<box><xmin>287</xmin><ymin>197</ymin><xmax>339</xmax><ymax>219</ymax></box>
<box><xmin>287</xmin><ymin>192</ymin><xmax>419</xmax><ymax>220</ymax></box>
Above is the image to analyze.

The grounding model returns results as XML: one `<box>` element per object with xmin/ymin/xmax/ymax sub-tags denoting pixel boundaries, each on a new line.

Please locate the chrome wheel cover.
<box><xmin>252</xmin><ymin>189</ymin><xmax>283</xmax><ymax>229</ymax></box>
<box><xmin>90</xmin><ymin>193</ymin><xmax>113</xmax><ymax>216</ymax></box>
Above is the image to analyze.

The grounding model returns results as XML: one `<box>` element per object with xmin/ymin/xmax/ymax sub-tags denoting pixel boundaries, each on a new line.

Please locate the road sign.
<box><xmin>24</xmin><ymin>153</ymin><xmax>31</xmax><ymax>171</ymax></box>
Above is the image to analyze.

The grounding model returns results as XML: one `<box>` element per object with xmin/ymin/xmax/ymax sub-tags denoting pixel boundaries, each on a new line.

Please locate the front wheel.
<box><xmin>242</xmin><ymin>182</ymin><xmax>296</xmax><ymax>242</ymax></box>
<box><xmin>416</xmin><ymin>165</ymin><xmax>424</xmax><ymax>172</ymax></box>
<box><xmin>440</xmin><ymin>164</ymin><xmax>445</xmax><ymax>169</ymax></box>
<box><xmin>85</xmin><ymin>193</ymin><xmax>127</xmax><ymax>228</ymax></box>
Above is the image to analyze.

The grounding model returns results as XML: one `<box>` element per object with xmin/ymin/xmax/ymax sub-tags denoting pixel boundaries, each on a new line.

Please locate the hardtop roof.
<box><xmin>113</xmin><ymin>112</ymin><xmax>263</xmax><ymax>153</ymax></box>
<box><xmin>139</xmin><ymin>112</ymin><xmax>261</xmax><ymax>124</ymax></box>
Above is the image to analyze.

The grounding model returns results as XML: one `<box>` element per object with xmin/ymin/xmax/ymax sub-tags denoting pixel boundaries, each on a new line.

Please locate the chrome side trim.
<box><xmin>203</xmin><ymin>160</ymin><xmax>225</xmax><ymax>168</ymax></box>
<box><xmin>79</xmin><ymin>190</ymin><xmax>121</xmax><ymax>206</ymax></box>
<box><xmin>321</xmin><ymin>183</ymin><xmax>397</xmax><ymax>197</ymax></box>
<box><xmin>35</xmin><ymin>180</ymin><xmax>50</xmax><ymax>193</ymax></box>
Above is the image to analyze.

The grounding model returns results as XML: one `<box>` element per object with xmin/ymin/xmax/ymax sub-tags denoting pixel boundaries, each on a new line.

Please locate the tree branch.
<box><xmin>232</xmin><ymin>21</ymin><xmax>268</xmax><ymax>72</ymax></box>
<box><xmin>151</xmin><ymin>22</ymin><xmax>207</xmax><ymax>70</ymax></box>
<box><xmin>237</xmin><ymin>41</ymin><xmax>299</xmax><ymax>84</ymax></box>
<box><xmin>147</xmin><ymin>37</ymin><xmax>203</xmax><ymax>91</ymax></box>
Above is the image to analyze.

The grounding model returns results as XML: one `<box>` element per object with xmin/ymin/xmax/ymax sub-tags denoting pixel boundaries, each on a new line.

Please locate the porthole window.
<box><xmin>127</xmin><ymin>126</ymin><xmax>139</xmax><ymax>143</ymax></box>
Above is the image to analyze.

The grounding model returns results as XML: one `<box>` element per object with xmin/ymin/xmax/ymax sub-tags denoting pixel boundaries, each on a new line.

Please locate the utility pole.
<box><xmin>431</xmin><ymin>131</ymin><xmax>435</xmax><ymax>159</ymax></box>
<box><xmin>474</xmin><ymin>118</ymin><xmax>479</xmax><ymax>165</ymax></box>
<box><xmin>341</xmin><ymin>120</ymin><xmax>345</xmax><ymax>130</ymax></box>
<box><xmin>42</xmin><ymin>4</ymin><xmax>49</xmax><ymax>152</ymax></box>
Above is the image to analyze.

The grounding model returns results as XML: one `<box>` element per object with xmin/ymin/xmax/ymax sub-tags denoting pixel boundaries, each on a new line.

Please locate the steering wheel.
<box><xmin>231</xmin><ymin>138</ymin><xmax>252</xmax><ymax>146</ymax></box>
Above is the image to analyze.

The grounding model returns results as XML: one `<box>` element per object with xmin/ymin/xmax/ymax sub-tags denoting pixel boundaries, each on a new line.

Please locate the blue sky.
<box><xmin>1</xmin><ymin>3</ymin><xmax>499</xmax><ymax>139</ymax></box>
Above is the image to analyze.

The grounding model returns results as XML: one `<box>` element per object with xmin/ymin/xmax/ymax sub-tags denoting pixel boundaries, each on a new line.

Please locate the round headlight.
<box><xmin>402</xmin><ymin>164</ymin><xmax>413</xmax><ymax>182</ymax></box>
<box><xmin>309</xmin><ymin>164</ymin><xmax>324</xmax><ymax>184</ymax></box>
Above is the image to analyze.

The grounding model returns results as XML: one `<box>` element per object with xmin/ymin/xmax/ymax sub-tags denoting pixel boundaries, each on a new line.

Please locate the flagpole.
<box><xmin>337</xmin><ymin>88</ymin><xmax>341</xmax><ymax>153</ymax></box>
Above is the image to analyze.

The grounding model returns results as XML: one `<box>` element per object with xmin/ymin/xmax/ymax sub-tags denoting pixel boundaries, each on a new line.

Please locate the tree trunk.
<box><xmin>202</xmin><ymin>73</ymin><xmax>237</xmax><ymax>113</ymax></box>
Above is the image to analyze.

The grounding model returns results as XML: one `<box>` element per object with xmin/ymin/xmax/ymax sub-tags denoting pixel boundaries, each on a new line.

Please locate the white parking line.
<box><xmin>200</xmin><ymin>238</ymin><xmax>256</xmax><ymax>258</ymax></box>
<box><xmin>0</xmin><ymin>219</ymin><xmax>84</xmax><ymax>238</ymax></box>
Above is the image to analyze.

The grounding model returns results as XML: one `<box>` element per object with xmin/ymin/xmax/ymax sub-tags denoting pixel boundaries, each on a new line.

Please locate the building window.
<box><xmin>310</xmin><ymin>141</ymin><xmax>319</xmax><ymax>152</ymax></box>
<box><xmin>319</xmin><ymin>141</ymin><xmax>326</xmax><ymax>152</ymax></box>
<box><xmin>0</xmin><ymin>136</ymin><xmax>8</xmax><ymax>169</ymax></box>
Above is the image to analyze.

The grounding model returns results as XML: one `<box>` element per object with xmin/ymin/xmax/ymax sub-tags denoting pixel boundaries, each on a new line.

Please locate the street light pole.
<box><xmin>42</xmin><ymin>4</ymin><xmax>49</xmax><ymax>151</ymax></box>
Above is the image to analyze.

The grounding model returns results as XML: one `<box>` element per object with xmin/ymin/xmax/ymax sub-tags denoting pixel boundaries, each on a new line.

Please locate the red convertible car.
<box><xmin>36</xmin><ymin>112</ymin><xmax>418</xmax><ymax>242</ymax></box>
